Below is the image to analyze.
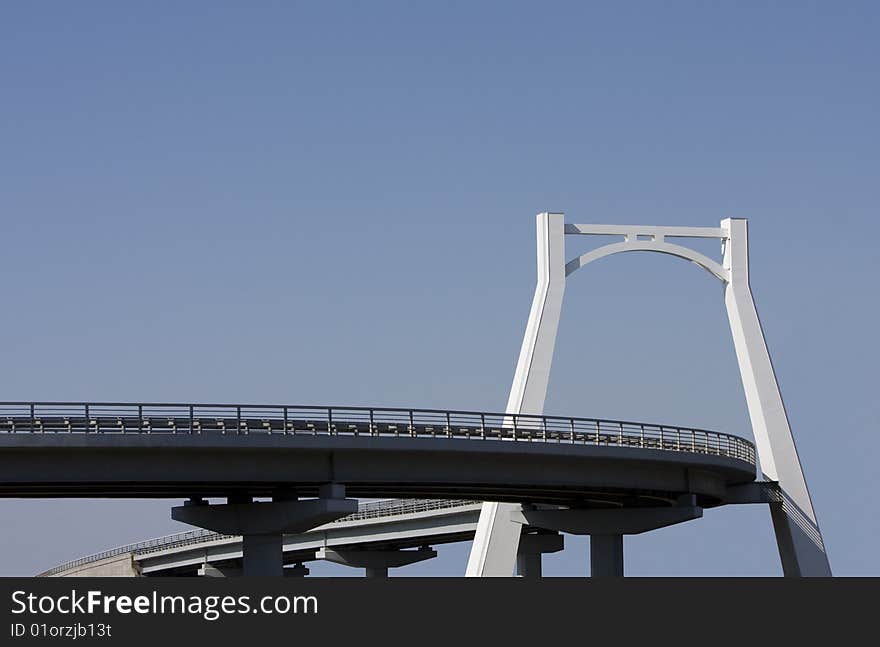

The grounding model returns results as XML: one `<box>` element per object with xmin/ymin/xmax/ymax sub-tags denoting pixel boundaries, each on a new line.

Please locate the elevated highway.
<box><xmin>3</xmin><ymin>401</ymin><xmax>759</xmax><ymax>576</ymax></box>
<box><xmin>41</xmin><ymin>499</ymin><xmax>482</xmax><ymax>577</ymax></box>
<box><xmin>10</xmin><ymin>215</ymin><xmax>830</xmax><ymax>577</ymax></box>
<box><xmin>0</xmin><ymin>402</ymin><xmax>755</xmax><ymax>505</ymax></box>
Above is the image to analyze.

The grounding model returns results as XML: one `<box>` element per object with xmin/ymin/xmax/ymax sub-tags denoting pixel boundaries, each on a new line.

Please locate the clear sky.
<box><xmin>1</xmin><ymin>1</ymin><xmax>877</xmax><ymax>576</ymax></box>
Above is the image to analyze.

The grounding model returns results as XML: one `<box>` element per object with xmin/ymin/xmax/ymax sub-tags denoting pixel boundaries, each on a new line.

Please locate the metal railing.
<box><xmin>38</xmin><ymin>499</ymin><xmax>478</xmax><ymax>577</ymax></box>
<box><xmin>1</xmin><ymin>401</ymin><xmax>755</xmax><ymax>465</ymax></box>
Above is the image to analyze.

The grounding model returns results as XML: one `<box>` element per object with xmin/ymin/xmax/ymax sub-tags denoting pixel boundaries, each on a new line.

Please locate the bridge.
<box><xmin>9</xmin><ymin>214</ymin><xmax>832</xmax><ymax>578</ymax></box>
<box><xmin>0</xmin><ymin>401</ymin><xmax>755</xmax><ymax>500</ymax></box>
<box><xmin>40</xmin><ymin>499</ymin><xmax>484</xmax><ymax>578</ymax></box>
<box><xmin>39</xmin><ymin>488</ymin><xmax>782</xmax><ymax>578</ymax></box>
<box><xmin>5</xmin><ymin>401</ymin><xmax>760</xmax><ymax>576</ymax></box>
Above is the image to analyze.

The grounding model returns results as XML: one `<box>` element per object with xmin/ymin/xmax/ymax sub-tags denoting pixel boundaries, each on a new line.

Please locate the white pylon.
<box><xmin>466</xmin><ymin>213</ymin><xmax>831</xmax><ymax>577</ymax></box>
<box><xmin>465</xmin><ymin>214</ymin><xmax>566</xmax><ymax>577</ymax></box>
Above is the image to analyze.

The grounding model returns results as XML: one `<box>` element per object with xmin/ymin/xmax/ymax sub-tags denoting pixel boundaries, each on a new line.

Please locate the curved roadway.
<box><xmin>42</xmin><ymin>499</ymin><xmax>482</xmax><ymax>577</ymax></box>
<box><xmin>1</xmin><ymin>402</ymin><xmax>756</xmax><ymax>507</ymax></box>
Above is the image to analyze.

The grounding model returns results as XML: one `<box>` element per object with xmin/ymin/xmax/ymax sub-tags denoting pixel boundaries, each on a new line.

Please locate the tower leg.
<box><xmin>467</xmin><ymin>502</ymin><xmax>525</xmax><ymax>577</ymax></box>
<box><xmin>722</xmin><ymin>218</ymin><xmax>831</xmax><ymax>576</ymax></box>
<box><xmin>466</xmin><ymin>212</ymin><xmax>567</xmax><ymax>577</ymax></box>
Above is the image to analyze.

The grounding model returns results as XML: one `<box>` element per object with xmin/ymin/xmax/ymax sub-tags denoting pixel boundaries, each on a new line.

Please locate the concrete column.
<box><xmin>242</xmin><ymin>533</ymin><xmax>283</xmax><ymax>577</ymax></box>
<box><xmin>515</xmin><ymin>531</ymin><xmax>564</xmax><ymax>578</ymax></box>
<box><xmin>516</xmin><ymin>553</ymin><xmax>542</xmax><ymax>578</ymax></box>
<box><xmin>365</xmin><ymin>566</ymin><xmax>388</xmax><ymax>578</ymax></box>
<box><xmin>590</xmin><ymin>534</ymin><xmax>623</xmax><ymax>577</ymax></box>
<box><xmin>172</xmin><ymin>484</ymin><xmax>358</xmax><ymax>578</ymax></box>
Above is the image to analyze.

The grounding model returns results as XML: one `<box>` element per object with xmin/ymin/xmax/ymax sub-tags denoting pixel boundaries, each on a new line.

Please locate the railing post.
<box><xmin>480</xmin><ymin>413</ymin><xmax>486</xmax><ymax>440</ymax></box>
<box><xmin>542</xmin><ymin>417</ymin><xmax>547</xmax><ymax>442</ymax></box>
<box><xmin>512</xmin><ymin>415</ymin><xmax>517</xmax><ymax>441</ymax></box>
<box><xmin>237</xmin><ymin>406</ymin><xmax>242</xmax><ymax>435</ymax></box>
<box><xmin>327</xmin><ymin>408</ymin><xmax>333</xmax><ymax>435</ymax></box>
<box><xmin>640</xmin><ymin>424</ymin><xmax>645</xmax><ymax>448</ymax></box>
<box><xmin>30</xmin><ymin>404</ymin><xmax>35</xmax><ymax>434</ymax></box>
<box><xmin>618</xmin><ymin>422</ymin><xmax>623</xmax><ymax>445</ymax></box>
<box><xmin>446</xmin><ymin>411</ymin><xmax>451</xmax><ymax>438</ymax></box>
<box><xmin>84</xmin><ymin>404</ymin><xmax>90</xmax><ymax>434</ymax></box>
<box><xmin>138</xmin><ymin>405</ymin><xmax>143</xmax><ymax>433</ymax></box>
<box><xmin>283</xmin><ymin>406</ymin><xmax>289</xmax><ymax>436</ymax></box>
<box><xmin>409</xmin><ymin>410</ymin><xmax>415</xmax><ymax>438</ymax></box>
<box><xmin>595</xmin><ymin>420</ymin><xmax>600</xmax><ymax>445</ymax></box>
<box><xmin>369</xmin><ymin>409</ymin><xmax>375</xmax><ymax>436</ymax></box>
<box><xmin>660</xmin><ymin>426</ymin><xmax>664</xmax><ymax>450</ymax></box>
<box><xmin>189</xmin><ymin>405</ymin><xmax>195</xmax><ymax>435</ymax></box>
<box><xmin>569</xmin><ymin>418</ymin><xmax>575</xmax><ymax>444</ymax></box>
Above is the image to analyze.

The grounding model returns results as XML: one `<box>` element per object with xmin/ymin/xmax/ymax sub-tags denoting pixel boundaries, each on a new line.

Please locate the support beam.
<box><xmin>726</xmin><ymin>481</ymin><xmax>781</xmax><ymax>504</ymax></box>
<box><xmin>172</xmin><ymin>485</ymin><xmax>357</xmax><ymax>578</ymax></box>
<box><xmin>722</xmin><ymin>218</ymin><xmax>831</xmax><ymax>576</ymax></box>
<box><xmin>513</xmin><ymin>504</ymin><xmax>698</xmax><ymax>579</ymax></box>
<box><xmin>467</xmin><ymin>212</ymin><xmax>566</xmax><ymax>577</ymax></box>
<box><xmin>511</xmin><ymin>505</ymin><xmax>703</xmax><ymax>535</ymax></box>
<box><xmin>564</xmin><ymin>224</ymin><xmax>724</xmax><ymax>238</ymax></box>
<box><xmin>590</xmin><ymin>535</ymin><xmax>623</xmax><ymax>577</ymax></box>
<box><xmin>171</xmin><ymin>494</ymin><xmax>357</xmax><ymax>535</ymax></box>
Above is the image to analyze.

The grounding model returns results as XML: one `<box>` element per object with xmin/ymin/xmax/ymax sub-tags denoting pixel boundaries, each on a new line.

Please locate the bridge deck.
<box><xmin>0</xmin><ymin>402</ymin><xmax>756</xmax><ymax>505</ymax></box>
<box><xmin>41</xmin><ymin>499</ymin><xmax>480</xmax><ymax>577</ymax></box>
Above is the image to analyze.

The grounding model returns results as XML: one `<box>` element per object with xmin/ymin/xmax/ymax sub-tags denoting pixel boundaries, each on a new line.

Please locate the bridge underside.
<box><xmin>0</xmin><ymin>434</ymin><xmax>754</xmax><ymax>507</ymax></box>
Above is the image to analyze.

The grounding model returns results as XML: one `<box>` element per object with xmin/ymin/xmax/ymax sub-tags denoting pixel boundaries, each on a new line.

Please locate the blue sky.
<box><xmin>1</xmin><ymin>1</ymin><xmax>877</xmax><ymax>576</ymax></box>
